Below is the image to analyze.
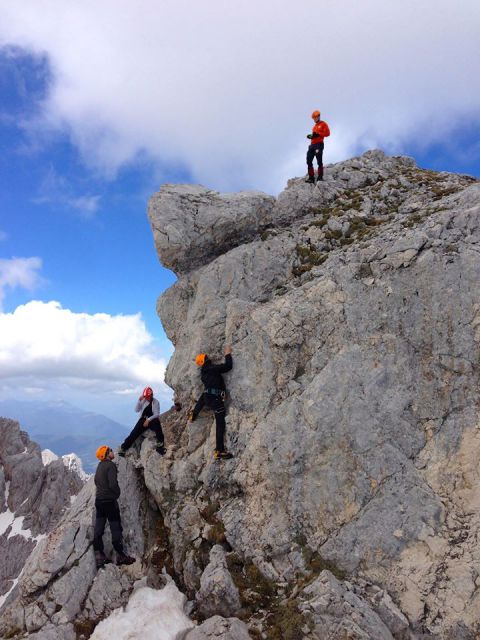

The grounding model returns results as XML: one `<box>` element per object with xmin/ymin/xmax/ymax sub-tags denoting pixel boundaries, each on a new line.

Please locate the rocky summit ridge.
<box><xmin>0</xmin><ymin>419</ymin><xmax>85</xmax><ymax>613</ymax></box>
<box><xmin>2</xmin><ymin>150</ymin><xmax>480</xmax><ymax>639</ymax></box>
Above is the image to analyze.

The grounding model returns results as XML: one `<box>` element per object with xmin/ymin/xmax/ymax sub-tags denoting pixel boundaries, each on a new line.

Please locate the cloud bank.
<box><xmin>0</xmin><ymin>0</ymin><xmax>479</xmax><ymax>191</ymax></box>
<box><xmin>0</xmin><ymin>301</ymin><xmax>169</xmax><ymax>407</ymax></box>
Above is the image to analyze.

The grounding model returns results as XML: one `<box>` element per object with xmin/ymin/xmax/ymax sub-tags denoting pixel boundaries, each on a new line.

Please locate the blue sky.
<box><xmin>0</xmin><ymin>0</ymin><xmax>479</xmax><ymax>425</ymax></box>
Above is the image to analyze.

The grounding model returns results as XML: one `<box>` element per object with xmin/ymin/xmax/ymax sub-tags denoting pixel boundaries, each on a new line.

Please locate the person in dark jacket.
<box><xmin>189</xmin><ymin>345</ymin><xmax>233</xmax><ymax>460</ymax></box>
<box><xmin>93</xmin><ymin>445</ymin><xmax>135</xmax><ymax>568</ymax></box>
<box><xmin>118</xmin><ymin>386</ymin><xmax>166</xmax><ymax>456</ymax></box>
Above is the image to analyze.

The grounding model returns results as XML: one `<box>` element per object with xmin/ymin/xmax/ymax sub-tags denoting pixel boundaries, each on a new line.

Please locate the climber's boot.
<box><xmin>116</xmin><ymin>553</ymin><xmax>135</xmax><ymax>566</ymax></box>
<box><xmin>95</xmin><ymin>550</ymin><xmax>107</xmax><ymax>569</ymax></box>
<box><xmin>117</xmin><ymin>447</ymin><xmax>126</xmax><ymax>458</ymax></box>
<box><xmin>214</xmin><ymin>450</ymin><xmax>233</xmax><ymax>460</ymax></box>
<box><xmin>317</xmin><ymin>166</ymin><xmax>324</xmax><ymax>182</ymax></box>
<box><xmin>156</xmin><ymin>443</ymin><xmax>167</xmax><ymax>455</ymax></box>
<box><xmin>305</xmin><ymin>167</ymin><xmax>315</xmax><ymax>183</ymax></box>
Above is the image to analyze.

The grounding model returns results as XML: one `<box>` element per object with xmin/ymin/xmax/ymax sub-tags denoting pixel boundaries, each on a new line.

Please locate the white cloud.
<box><xmin>34</xmin><ymin>166</ymin><xmax>101</xmax><ymax>218</ymax></box>
<box><xmin>0</xmin><ymin>0</ymin><xmax>479</xmax><ymax>192</ymax></box>
<box><xmin>0</xmin><ymin>300</ymin><xmax>168</xmax><ymax>395</ymax></box>
<box><xmin>0</xmin><ymin>257</ymin><xmax>43</xmax><ymax>309</ymax></box>
<box><xmin>68</xmin><ymin>195</ymin><xmax>101</xmax><ymax>216</ymax></box>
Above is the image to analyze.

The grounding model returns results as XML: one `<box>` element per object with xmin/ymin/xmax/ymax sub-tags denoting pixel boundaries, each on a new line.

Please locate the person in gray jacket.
<box><xmin>93</xmin><ymin>445</ymin><xmax>135</xmax><ymax>568</ymax></box>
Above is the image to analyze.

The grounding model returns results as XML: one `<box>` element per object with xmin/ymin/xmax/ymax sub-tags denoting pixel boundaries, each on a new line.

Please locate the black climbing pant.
<box><xmin>306</xmin><ymin>142</ymin><xmax>324</xmax><ymax>178</ymax></box>
<box><xmin>93</xmin><ymin>499</ymin><xmax>125</xmax><ymax>554</ymax></box>
<box><xmin>193</xmin><ymin>393</ymin><xmax>226</xmax><ymax>452</ymax></box>
<box><xmin>121</xmin><ymin>416</ymin><xmax>164</xmax><ymax>450</ymax></box>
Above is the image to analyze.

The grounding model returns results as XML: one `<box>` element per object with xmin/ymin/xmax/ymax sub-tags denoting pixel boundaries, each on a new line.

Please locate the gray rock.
<box><xmin>0</xmin><ymin>419</ymin><xmax>85</xmax><ymax>609</ymax></box>
<box><xmin>184</xmin><ymin>615</ymin><xmax>252</xmax><ymax>640</ymax></box>
<box><xmin>2</xmin><ymin>151</ymin><xmax>479</xmax><ymax>639</ymax></box>
<box><xmin>196</xmin><ymin>545</ymin><xmax>241</xmax><ymax>618</ymax></box>
<box><xmin>0</xmin><ymin>452</ymin><xmax>144</xmax><ymax>638</ymax></box>
<box><xmin>300</xmin><ymin>571</ymin><xmax>395</xmax><ymax>639</ymax></box>
<box><xmin>26</xmin><ymin>623</ymin><xmax>76</xmax><ymax>640</ymax></box>
<box><xmin>148</xmin><ymin>184</ymin><xmax>275</xmax><ymax>274</ymax></box>
<box><xmin>145</xmin><ymin>151</ymin><xmax>479</xmax><ymax>638</ymax></box>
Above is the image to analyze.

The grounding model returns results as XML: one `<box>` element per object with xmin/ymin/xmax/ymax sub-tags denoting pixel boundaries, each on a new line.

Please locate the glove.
<box><xmin>306</xmin><ymin>134</ymin><xmax>313</xmax><ymax>139</ymax></box>
<box><xmin>311</xmin><ymin>132</ymin><xmax>320</xmax><ymax>138</ymax></box>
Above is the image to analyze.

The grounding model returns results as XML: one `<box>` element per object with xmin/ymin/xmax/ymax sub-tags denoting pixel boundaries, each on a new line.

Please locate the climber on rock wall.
<box><xmin>93</xmin><ymin>445</ymin><xmax>135</xmax><ymax>568</ymax></box>
<box><xmin>118</xmin><ymin>386</ymin><xmax>166</xmax><ymax>456</ymax></box>
<box><xmin>189</xmin><ymin>345</ymin><xmax>234</xmax><ymax>460</ymax></box>
<box><xmin>306</xmin><ymin>109</ymin><xmax>330</xmax><ymax>183</ymax></box>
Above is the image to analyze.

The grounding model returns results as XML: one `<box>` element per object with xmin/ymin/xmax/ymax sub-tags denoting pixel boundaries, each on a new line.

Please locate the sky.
<box><xmin>0</xmin><ymin>0</ymin><xmax>479</xmax><ymax>425</ymax></box>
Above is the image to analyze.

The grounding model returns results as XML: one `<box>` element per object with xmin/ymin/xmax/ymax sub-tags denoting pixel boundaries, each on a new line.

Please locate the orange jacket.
<box><xmin>310</xmin><ymin>120</ymin><xmax>330</xmax><ymax>143</ymax></box>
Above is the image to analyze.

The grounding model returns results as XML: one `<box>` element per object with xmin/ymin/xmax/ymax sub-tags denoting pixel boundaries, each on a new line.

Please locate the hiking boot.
<box><xmin>117</xmin><ymin>448</ymin><xmax>126</xmax><ymax>457</ymax></box>
<box><xmin>95</xmin><ymin>550</ymin><xmax>107</xmax><ymax>569</ymax></box>
<box><xmin>305</xmin><ymin>176</ymin><xmax>315</xmax><ymax>184</ymax></box>
<box><xmin>156</xmin><ymin>444</ymin><xmax>167</xmax><ymax>455</ymax></box>
<box><xmin>214</xmin><ymin>450</ymin><xmax>233</xmax><ymax>460</ymax></box>
<box><xmin>116</xmin><ymin>553</ymin><xmax>135</xmax><ymax>566</ymax></box>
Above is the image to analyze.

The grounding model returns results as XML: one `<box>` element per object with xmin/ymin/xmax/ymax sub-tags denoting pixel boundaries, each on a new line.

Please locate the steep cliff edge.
<box><xmin>147</xmin><ymin>150</ymin><xmax>480</xmax><ymax>638</ymax></box>
<box><xmin>1</xmin><ymin>151</ymin><xmax>479</xmax><ymax>639</ymax></box>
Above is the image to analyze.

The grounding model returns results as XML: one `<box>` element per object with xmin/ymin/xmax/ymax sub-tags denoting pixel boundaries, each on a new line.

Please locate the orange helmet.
<box><xmin>96</xmin><ymin>445</ymin><xmax>110</xmax><ymax>461</ymax></box>
<box><xmin>311</xmin><ymin>110</ymin><xmax>321</xmax><ymax>119</ymax></box>
<box><xmin>143</xmin><ymin>386</ymin><xmax>153</xmax><ymax>399</ymax></box>
<box><xmin>195</xmin><ymin>353</ymin><xmax>207</xmax><ymax>367</ymax></box>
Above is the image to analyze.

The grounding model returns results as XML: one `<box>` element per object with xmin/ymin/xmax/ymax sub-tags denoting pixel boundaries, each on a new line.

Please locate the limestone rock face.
<box><xmin>299</xmin><ymin>571</ymin><xmax>408</xmax><ymax>639</ymax></box>
<box><xmin>148</xmin><ymin>184</ymin><xmax>276</xmax><ymax>274</ymax></box>
<box><xmin>0</xmin><ymin>419</ymin><xmax>84</xmax><ymax>609</ymax></box>
<box><xmin>0</xmin><ymin>452</ymin><xmax>144</xmax><ymax>639</ymax></box>
<box><xmin>145</xmin><ymin>151</ymin><xmax>480</xmax><ymax>638</ymax></box>
<box><xmin>196</xmin><ymin>545</ymin><xmax>241</xmax><ymax>618</ymax></box>
<box><xmin>184</xmin><ymin>615</ymin><xmax>252</xmax><ymax>639</ymax></box>
<box><xmin>2</xmin><ymin>151</ymin><xmax>479</xmax><ymax>639</ymax></box>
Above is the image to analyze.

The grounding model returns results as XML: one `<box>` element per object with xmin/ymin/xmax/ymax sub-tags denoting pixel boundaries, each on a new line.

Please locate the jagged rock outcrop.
<box><xmin>195</xmin><ymin>545</ymin><xmax>242</xmax><ymax>618</ymax></box>
<box><xmin>145</xmin><ymin>151</ymin><xmax>480</xmax><ymax>638</ymax></box>
<box><xmin>0</xmin><ymin>419</ymin><xmax>85</xmax><ymax>609</ymax></box>
<box><xmin>2</xmin><ymin>151</ymin><xmax>479</xmax><ymax>639</ymax></box>
<box><xmin>184</xmin><ymin>615</ymin><xmax>252</xmax><ymax>639</ymax></box>
<box><xmin>0</xmin><ymin>449</ymin><xmax>146</xmax><ymax>638</ymax></box>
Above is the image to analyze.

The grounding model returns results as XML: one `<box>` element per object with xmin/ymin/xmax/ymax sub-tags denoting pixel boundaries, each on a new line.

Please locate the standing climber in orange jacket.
<box><xmin>306</xmin><ymin>110</ymin><xmax>330</xmax><ymax>183</ymax></box>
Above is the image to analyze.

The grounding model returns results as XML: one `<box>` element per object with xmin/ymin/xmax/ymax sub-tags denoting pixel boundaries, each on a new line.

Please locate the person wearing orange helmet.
<box><xmin>93</xmin><ymin>445</ymin><xmax>135</xmax><ymax>568</ymax></box>
<box><xmin>118</xmin><ymin>386</ymin><xmax>166</xmax><ymax>456</ymax></box>
<box><xmin>306</xmin><ymin>109</ymin><xmax>330</xmax><ymax>183</ymax></box>
<box><xmin>189</xmin><ymin>345</ymin><xmax>233</xmax><ymax>460</ymax></box>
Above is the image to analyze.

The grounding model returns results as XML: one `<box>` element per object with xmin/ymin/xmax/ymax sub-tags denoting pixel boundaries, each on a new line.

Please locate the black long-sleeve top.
<box><xmin>200</xmin><ymin>354</ymin><xmax>232</xmax><ymax>391</ymax></box>
<box><xmin>94</xmin><ymin>459</ymin><xmax>121</xmax><ymax>501</ymax></box>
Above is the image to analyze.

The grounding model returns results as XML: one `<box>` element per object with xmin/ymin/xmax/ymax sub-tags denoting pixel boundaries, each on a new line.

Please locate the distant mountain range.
<box><xmin>0</xmin><ymin>399</ymin><xmax>130</xmax><ymax>473</ymax></box>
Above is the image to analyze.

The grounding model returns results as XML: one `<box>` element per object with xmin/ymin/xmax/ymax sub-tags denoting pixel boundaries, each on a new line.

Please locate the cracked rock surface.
<box><xmin>147</xmin><ymin>151</ymin><xmax>480</xmax><ymax>638</ymax></box>
<box><xmin>0</xmin><ymin>419</ymin><xmax>85</xmax><ymax>609</ymax></box>
<box><xmin>2</xmin><ymin>151</ymin><xmax>479</xmax><ymax>639</ymax></box>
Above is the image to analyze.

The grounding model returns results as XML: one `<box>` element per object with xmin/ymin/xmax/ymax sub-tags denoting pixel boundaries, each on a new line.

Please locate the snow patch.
<box><xmin>42</xmin><ymin>449</ymin><xmax>90</xmax><ymax>481</ymax></box>
<box><xmin>62</xmin><ymin>452</ymin><xmax>89</xmax><ymax>481</ymax></box>
<box><xmin>91</xmin><ymin>581</ymin><xmax>194</xmax><ymax>640</ymax></box>
<box><xmin>0</xmin><ymin>574</ymin><xmax>20</xmax><ymax>610</ymax></box>
<box><xmin>0</xmin><ymin>482</ymin><xmax>45</xmax><ymax>543</ymax></box>
<box><xmin>41</xmin><ymin>449</ymin><xmax>58</xmax><ymax>465</ymax></box>
<box><xmin>0</xmin><ymin>507</ymin><xmax>14</xmax><ymax>537</ymax></box>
